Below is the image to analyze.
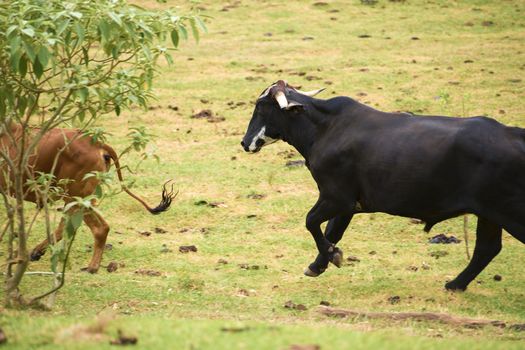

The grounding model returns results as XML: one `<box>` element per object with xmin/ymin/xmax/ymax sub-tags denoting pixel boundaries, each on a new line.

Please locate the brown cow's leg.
<box><xmin>82</xmin><ymin>211</ymin><xmax>109</xmax><ymax>274</ymax></box>
<box><xmin>30</xmin><ymin>218</ymin><xmax>65</xmax><ymax>261</ymax></box>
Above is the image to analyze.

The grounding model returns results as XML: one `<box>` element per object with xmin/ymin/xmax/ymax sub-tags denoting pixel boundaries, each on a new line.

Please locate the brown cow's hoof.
<box><xmin>328</xmin><ymin>246</ymin><xmax>343</xmax><ymax>268</ymax></box>
<box><xmin>445</xmin><ymin>280</ymin><xmax>467</xmax><ymax>291</ymax></box>
<box><xmin>81</xmin><ymin>267</ymin><xmax>99</xmax><ymax>274</ymax></box>
<box><xmin>30</xmin><ymin>250</ymin><xmax>45</xmax><ymax>261</ymax></box>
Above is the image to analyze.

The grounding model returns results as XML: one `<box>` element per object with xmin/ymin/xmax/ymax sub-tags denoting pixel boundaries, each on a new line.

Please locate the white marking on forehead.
<box><xmin>248</xmin><ymin>126</ymin><xmax>278</xmax><ymax>152</ymax></box>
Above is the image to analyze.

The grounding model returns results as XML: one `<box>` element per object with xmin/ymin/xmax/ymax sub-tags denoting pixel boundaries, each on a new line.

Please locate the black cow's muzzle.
<box><xmin>240</xmin><ymin>138</ymin><xmax>264</xmax><ymax>153</ymax></box>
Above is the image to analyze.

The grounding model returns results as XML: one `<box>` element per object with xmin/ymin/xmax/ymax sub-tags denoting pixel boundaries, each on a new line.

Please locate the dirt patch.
<box><xmin>318</xmin><ymin>306</ymin><xmax>509</xmax><ymax>329</ymax></box>
<box><xmin>154</xmin><ymin>227</ymin><xmax>167</xmax><ymax>234</ymax></box>
<box><xmin>239</xmin><ymin>263</ymin><xmax>267</xmax><ymax>270</ymax></box>
<box><xmin>106</xmin><ymin>261</ymin><xmax>119</xmax><ymax>273</ymax></box>
<box><xmin>0</xmin><ymin>328</ymin><xmax>6</xmax><ymax>345</ymax></box>
<box><xmin>191</xmin><ymin>109</ymin><xmax>225</xmax><ymax>123</ymax></box>
<box><xmin>110</xmin><ymin>330</ymin><xmax>138</xmax><ymax>346</ymax></box>
<box><xmin>179</xmin><ymin>245</ymin><xmax>198</xmax><ymax>253</ymax></box>
<box><xmin>134</xmin><ymin>269</ymin><xmax>161</xmax><ymax>277</ymax></box>
<box><xmin>194</xmin><ymin>200</ymin><xmax>227</xmax><ymax>208</ymax></box>
<box><xmin>221</xmin><ymin>326</ymin><xmax>250</xmax><ymax>333</ymax></box>
<box><xmin>284</xmin><ymin>300</ymin><xmax>307</xmax><ymax>311</ymax></box>
<box><xmin>285</xmin><ymin>160</ymin><xmax>305</xmax><ymax>168</ymax></box>
<box><xmin>429</xmin><ymin>234</ymin><xmax>461</xmax><ymax>244</ymax></box>
<box><xmin>247</xmin><ymin>193</ymin><xmax>266</xmax><ymax>200</ymax></box>
<box><xmin>430</xmin><ymin>250</ymin><xmax>448</xmax><ymax>259</ymax></box>
<box><xmin>388</xmin><ymin>296</ymin><xmax>401</xmax><ymax>304</ymax></box>
<box><xmin>288</xmin><ymin>345</ymin><xmax>320</xmax><ymax>350</ymax></box>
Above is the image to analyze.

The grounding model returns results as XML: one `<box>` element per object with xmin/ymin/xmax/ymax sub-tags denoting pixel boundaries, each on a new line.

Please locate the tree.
<box><xmin>0</xmin><ymin>0</ymin><xmax>204</xmax><ymax>308</ymax></box>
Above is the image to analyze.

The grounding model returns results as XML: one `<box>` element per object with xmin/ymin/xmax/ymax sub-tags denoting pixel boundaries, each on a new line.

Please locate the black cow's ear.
<box><xmin>286</xmin><ymin>101</ymin><xmax>304</xmax><ymax>113</ymax></box>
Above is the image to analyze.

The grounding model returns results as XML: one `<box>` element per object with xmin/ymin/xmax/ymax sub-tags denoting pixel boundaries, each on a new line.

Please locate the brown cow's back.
<box><xmin>0</xmin><ymin>125</ymin><xmax>109</xmax><ymax>203</ymax></box>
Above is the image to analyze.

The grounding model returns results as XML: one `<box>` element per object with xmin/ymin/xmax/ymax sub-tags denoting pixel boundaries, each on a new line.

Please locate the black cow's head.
<box><xmin>241</xmin><ymin>80</ymin><xmax>324</xmax><ymax>153</ymax></box>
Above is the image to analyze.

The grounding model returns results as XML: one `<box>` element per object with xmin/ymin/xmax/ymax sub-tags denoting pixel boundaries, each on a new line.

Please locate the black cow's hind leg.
<box><xmin>305</xmin><ymin>197</ymin><xmax>346</xmax><ymax>276</ymax></box>
<box><xmin>445</xmin><ymin>217</ymin><xmax>502</xmax><ymax>291</ymax></box>
<box><xmin>305</xmin><ymin>214</ymin><xmax>353</xmax><ymax>277</ymax></box>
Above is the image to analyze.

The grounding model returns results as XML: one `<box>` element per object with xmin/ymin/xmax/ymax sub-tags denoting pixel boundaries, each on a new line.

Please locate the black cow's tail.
<box><xmin>101</xmin><ymin>144</ymin><xmax>177</xmax><ymax>214</ymax></box>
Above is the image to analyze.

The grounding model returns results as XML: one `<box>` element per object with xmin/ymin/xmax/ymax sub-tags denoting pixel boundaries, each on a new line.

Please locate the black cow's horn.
<box><xmin>296</xmin><ymin>88</ymin><xmax>326</xmax><ymax>97</ymax></box>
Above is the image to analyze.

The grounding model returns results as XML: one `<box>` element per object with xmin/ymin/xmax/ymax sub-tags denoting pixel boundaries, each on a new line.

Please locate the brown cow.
<box><xmin>0</xmin><ymin>124</ymin><xmax>175</xmax><ymax>273</ymax></box>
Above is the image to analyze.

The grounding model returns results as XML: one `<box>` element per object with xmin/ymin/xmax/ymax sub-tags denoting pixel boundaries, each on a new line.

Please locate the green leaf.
<box><xmin>190</xmin><ymin>19</ymin><xmax>200</xmax><ymax>43</ymax></box>
<box><xmin>98</xmin><ymin>20</ymin><xmax>110</xmax><ymax>42</ymax></box>
<box><xmin>94</xmin><ymin>185</ymin><xmax>103</xmax><ymax>198</ymax></box>
<box><xmin>23</xmin><ymin>41</ymin><xmax>36</xmax><ymax>63</ymax></box>
<box><xmin>56</xmin><ymin>19</ymin><xmax>70</xmax><ymax>35</ymax></box>
<box><xmin>108</xmin><ymin>12</ymin><xmax>122</xmax><ymax>26</ymax></box>
<box><xmin>75</xmin><ymin>22</ymin><xmax>85</xmax><ymax>44</ymax></box>
<box><xmin>70</xmin><ymin>211</ymin><xmax>83</xmax><ymax>230</ymax></box>
<box><xmin>170</xmin><ymin>29</ymin><xmax>179</xmax><ymax>48</ymax></box>
<box><xmin>21</xmin><ymin>27</ymin><xmax>35</xmax><ymax>37</ymax></box>
<box><xmin>9</xmin><ymin>50</ymin><xmax>21</xmax><ymax>72</ymax></box>
<box><xmin>17</xmin><ymin>96</ymin><xmax>27</xmax><ymax>116</ymax></box>
<box><xmin>178</xmin><ymin>25</ymin><xmax>188</xmax><ymax>40</ymax></box>
<box><xmin>77</xmin><ymin>87</ymin><xmax>88</xmax><ymax>104</ymax></box>
<box><xmin>9</xmin><ymin>35</ymin><xmax>21</xmax><ymax>54</ymax></box>
<box><xmin>195</xmin><ymin>17</ymin><xmax>208</xmax><ymax>33</ymax></box>
<box><xmin>37</xmin><ymin>46</ymin><xmax>50</xmax><ymax>69</ymax></box>
<box><xmin>0</xmin><ymin>99</ymin><xmax>6</xmax><ymax>118</ymax></box>
<box><xmin>33</xmin><ymin>56</ymin><xmax>44</xmax><ymax>79</ymax></box>
<box><xmin>19</xmin><ymin>56</ymin><xmax>27</xmax><ymax>77</ymax></box>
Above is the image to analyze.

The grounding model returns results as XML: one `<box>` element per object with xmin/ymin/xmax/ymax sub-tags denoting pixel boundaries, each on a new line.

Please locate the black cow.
<box><xmin>241</xmin><ymin>80</ymin><xmax>525</xmax><ymax>291</ymax></box>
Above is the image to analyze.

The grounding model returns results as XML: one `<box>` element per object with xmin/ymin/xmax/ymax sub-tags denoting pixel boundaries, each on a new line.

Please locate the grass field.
<box><xmin>1</xmin><ymin>0</ymin><xmax>525</xmax><ymax>349</ymax></box>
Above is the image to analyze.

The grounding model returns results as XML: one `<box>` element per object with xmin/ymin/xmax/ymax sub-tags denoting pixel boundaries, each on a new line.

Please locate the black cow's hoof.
<box><xmin>445</xmin><ymin>280</ymin><xmax>467</xmax><ymax>291</ymax></box>
<box><xmin>328</xmin><ymin>246</ymin><xmax>343</xmax><ymax>268</ymax></box>
<box><xmin>30</xmin><ymin>250</ymin><xmax>44</xmax><ymax>261</ymax></box>
<box><xmin>304</xmin><ymin>264</ymin><xmax>326</xmax><ymax>277</ymax></box>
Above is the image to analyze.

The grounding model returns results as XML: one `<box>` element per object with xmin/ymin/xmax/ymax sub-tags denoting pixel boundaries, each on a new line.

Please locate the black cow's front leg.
<box><xmin>305</xmin><ymin>214</ymin><xmax>353</xmax><ymax>277</ymax></box>
<box><xmin>304</xmin><ymin>197</ymin><xmax>346</xmax><ymax>276</ymax></box>
<box><xmin>445</xmin><ymin>217</ymin><xmax>502</xmax><ymax>291</ymax></box>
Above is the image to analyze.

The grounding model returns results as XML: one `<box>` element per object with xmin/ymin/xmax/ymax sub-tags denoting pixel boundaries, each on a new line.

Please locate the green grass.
<box><xmin>1</xmin><ymin>0</ymin><xmax>525</xmax><ymax>348</ymax></box>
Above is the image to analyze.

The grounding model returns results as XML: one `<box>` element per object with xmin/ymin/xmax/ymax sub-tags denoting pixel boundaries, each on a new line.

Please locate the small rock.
<box><xmin>154</xmin><ymin>227</ymin><xmax>167</xmax><ymax>234</ymax></box>
<box><xmin>320</xmin><ymin>300</ymin><xmax>330</xmax><ymax>306</ymax></box>
<box><xmin>368</xmin><ymin>250</ymin><xmax>377</xmax><ymax>255</ymax></box>
<box><xmin>139</xmin><ymin>231</ymin><xmax>152</xmax><ymax>237</ymax></box>
<box><xmin>493</xmin><ymin>274</ymin><xmax>502</xmax><ymax>281</ymax></box>
<box><xmin>218</xmin><ymin>259</ymin><xmax>228</xmax><ymax>265</ymax></box>
<box><xmin>346</xmin><ymin>256</ymin><xmax>360</xmax><ymax>262</ymax></box>
<box><xmin>105</xmin><ymin>243</ymin><xmax>113</xmax><ymax>251</ymax></box>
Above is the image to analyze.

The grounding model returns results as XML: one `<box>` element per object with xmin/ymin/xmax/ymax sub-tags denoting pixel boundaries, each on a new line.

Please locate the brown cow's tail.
<box><xmin>101</xmin><ymin>144</ymin><xmax>177</xmax><ymax>214</ymax></box>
